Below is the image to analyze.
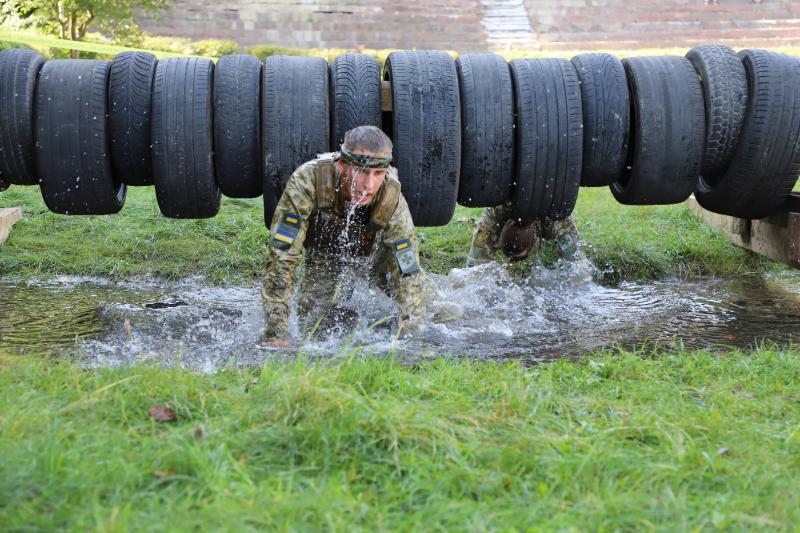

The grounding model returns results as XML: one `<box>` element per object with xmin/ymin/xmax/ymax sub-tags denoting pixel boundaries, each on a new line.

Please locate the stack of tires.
<box><xmin>457</xmin><ymin>46</ymin><xmax>800</xmax><ymax>221</ymax></box>
<box><xmin>1</xmin><ymin>45</ymin><xmax>799</xmax><ymax>227</ymax></box>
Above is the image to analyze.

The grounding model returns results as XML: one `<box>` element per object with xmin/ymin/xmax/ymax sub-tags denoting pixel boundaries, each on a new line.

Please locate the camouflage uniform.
<box><xmin>261</xmin><ymin>153</ymin><xmax>426</xmax><ymax>340</ymax></box>
<box><xmin>466</xmin><ymin>203</ymin><xmax>582</xmax><ymax>267</ymax></box>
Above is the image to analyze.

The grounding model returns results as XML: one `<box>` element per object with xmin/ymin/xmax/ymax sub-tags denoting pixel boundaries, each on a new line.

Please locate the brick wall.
<box><xmin>138</xmin><ymin>0</ymin><xmax>488</xmax><ymax>51</ymax></box>
<box><xmin>138</xmin><ymin>0</ymin><xmax>800</xmax><ymax>52</ymax></box>
<box><xmin>526</xmin><ymin>0</ymin><xmax>800</xmax><ymax>50</ymax></box>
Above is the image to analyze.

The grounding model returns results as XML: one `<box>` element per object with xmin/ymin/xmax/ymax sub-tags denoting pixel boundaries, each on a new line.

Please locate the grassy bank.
<box><xmin>1</xmin><ymin>349</ymin><xmax>798</xmax><ymax>530</ymax></box>
<box><xmin>0</xmin><ymin>185</ymin><xmax>778</xmax><ymax>283</ymax></box>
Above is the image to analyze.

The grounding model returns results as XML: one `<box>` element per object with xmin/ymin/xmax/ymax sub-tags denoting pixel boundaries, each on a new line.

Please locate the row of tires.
<box><xmin>1</xmin><ymin>45</ymin><xmax>799</xmax><ymax>227</ymax></box>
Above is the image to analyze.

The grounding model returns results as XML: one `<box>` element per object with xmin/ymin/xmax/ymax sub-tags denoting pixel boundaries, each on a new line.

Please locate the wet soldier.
<box><xmin>466</xmin><ymin>204</ymin><xmax>584</xmax><ymax>267</ymax></box>
<box><xmin>260</xmin><ymin>126</ymin><xmax>425</xmax><ymax>346</ymax></box>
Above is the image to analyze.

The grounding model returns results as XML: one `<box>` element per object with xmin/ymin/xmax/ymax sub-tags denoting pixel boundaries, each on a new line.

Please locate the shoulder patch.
<box><xmin>393</xmin><ymin>239</ymin><xmax>420</xmax><ymax>276</ymax></box>
<box><xmin>270</xmin><ymin>212</ymin><xmax>302</xmax><ymax>250</ymax></box>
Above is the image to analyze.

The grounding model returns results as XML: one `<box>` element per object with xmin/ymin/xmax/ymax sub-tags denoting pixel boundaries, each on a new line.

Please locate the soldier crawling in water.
<box><xmin>260</xmin><ymin>125</ymin><xmax>425</xmax><ymax>346</ymax></box>
<box><xmin>466</xmin><ymin>205</ymin><xmax>584</xmax><ymax>267</ymax></box>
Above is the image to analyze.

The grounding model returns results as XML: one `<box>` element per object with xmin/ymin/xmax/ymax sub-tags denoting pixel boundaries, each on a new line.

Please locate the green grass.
<box><xmin>0</xmin><ymin>30</ymin><xmax>200</xmax><ymax>59</ymax></box>
<box><xmin>0</xmin><ymin>186</ymin><xmax>779</xmax><ymax>283</ymax></box>
<box><xmin>1</xmin><ymin>348</ymin><xmax>798</xmax><ymax>530</ymax></box>
<box><xmin>5</xmin><ymin>27</ymin><xmax>800</xmax><ymax>64</ymax></box>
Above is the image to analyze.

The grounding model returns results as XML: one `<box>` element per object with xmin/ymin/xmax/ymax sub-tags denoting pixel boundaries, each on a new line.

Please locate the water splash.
<box><xmin>2</xmin><ymin>262</ymin><xmax>800</xmax><ymax>370</ymax></box>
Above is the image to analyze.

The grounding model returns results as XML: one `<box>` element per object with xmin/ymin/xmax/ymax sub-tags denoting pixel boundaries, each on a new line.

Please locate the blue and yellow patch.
<box><xmin>394</xmin><ymin>239</ymin><xmax>410</xmax><ymax>251</ymax></box>
<box><xmin>270</xmin><ymin>212</ymin><xmax>302</xmax><ymax>250</ymax></box>
<box><xmin>273</xmin><ymin>229</ymin><xmax>296</xmax><ymax>245</ymax></box>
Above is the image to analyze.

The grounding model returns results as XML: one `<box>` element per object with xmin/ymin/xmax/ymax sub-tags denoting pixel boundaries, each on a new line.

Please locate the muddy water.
<box><xmin>1</xmin><ymin>262</ymin><xmax>799</xmax><ymax>370</ymax></box>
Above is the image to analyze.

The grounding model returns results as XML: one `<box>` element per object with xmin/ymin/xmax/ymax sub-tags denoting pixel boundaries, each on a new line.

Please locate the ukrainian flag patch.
<box><xmin>393</xmin><ymin>239</ymin><xmax>420</xmax><ymax>276</ymax></box>
<box><xmin>270</xmin><ymin>213</ymin><xmax>301</xmax><ymax>250</ymax></box>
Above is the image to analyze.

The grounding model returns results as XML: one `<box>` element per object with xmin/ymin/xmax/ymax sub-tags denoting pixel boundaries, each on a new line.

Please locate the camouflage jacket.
<box><xmin>261</xmin><ymin>153</ymin><xmax>426</xmax><ymax>339</ymax></box>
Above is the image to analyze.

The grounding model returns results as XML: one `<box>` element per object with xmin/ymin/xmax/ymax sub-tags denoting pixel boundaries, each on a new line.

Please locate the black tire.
<box><xmin>214</xmin><ymin>54</ymin><xmax>262</xmax><ymax>198</ymax></box>
<box><xmin>262</xmin><ymin>56</ymin><xmax>329</xmax><ymax>225</ymax></box>
<box><xmin>109</xmin><ymin>51</ymin><xmax>157</xmax><ymax>186</ymax></box>
<box><xmin>151</xmin><ymin>57</ymin><xmax>220</xmax><ymax>219</ymax></box>
<box><xmin>456</xmin><ymin>53</ymin><xmax>514</xmax><ymax>207</ymax></box>
<box><xmin>384</xmin><ymin>51</ymin><xmax>461</xmax><ymax>226</ymax></box>
<box><xmin>0</xmin><ymin>48</ymin><xmax>44</xmax><ymax>186</ymax></box>
<box><xmin>571</xmin><ymin>53</ymin><xmax>629</xmax><ymax>187</ymax></box>
<box><xmin>36</xmin><ymin>60</ymin><xmax>125</xmax><ymax>215</ymax></box>
<box><xmin>611</xmin><ymin>56</ymin><xmax>705</xmax><ymax>205</ymax></box>
<box><xmin>509</xmin><ymin>58</ymin><xmax>582</xmax><ymax>222</ymax></box>
<box><xmin>686</xmin><ymin>44</ymin><xmax>748</xmax><ymax>179</ymax></box>
<box><xmin>330</xmin><ymin>54</ymin><xmax>382</xmax><ymax>150</ymax></box>
<box><xmin>696</xmin><ymin>50</ymin><xmax>800</xmax><ymax>219</ymax></box>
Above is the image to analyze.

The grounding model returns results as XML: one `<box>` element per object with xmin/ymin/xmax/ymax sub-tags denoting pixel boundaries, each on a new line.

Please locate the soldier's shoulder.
<box><xmin>293</xmin><ymin>152</ymin><xmax>339</xmax><ymax>175</ymax></box>
<box><xmin>387</xmin><ymin>165</ymin><xmax>400</xmax><ymax>184</ymax></box>
<box><xmin>388</xmin><ymin>192</ymin><xmax>416</xmax><ymax>229</ymax></box>
<box><xmin>311</xmin><ymin>152</ymin><xmax>340</xmax><ymax>167</ymax></box>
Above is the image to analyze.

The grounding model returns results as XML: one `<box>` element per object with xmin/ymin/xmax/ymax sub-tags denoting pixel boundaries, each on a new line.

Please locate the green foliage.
<box><xmin>0</xmin><ymin>29</ymin><xmax>231</xmax><ymax>59</ymax></box>
<box><xmin>141</xmin><ymin>34</ymin><xmax>239</xmax><ymax>57</ymax></box>
<box><xmin>1</xmin><ymin>348</ymin><xmax>799</xmax><ymax>529</ymax></box>
<box><xmin>0</xmin><ymin>0</ymin><xmax>172</xmax><ymax>57</ymax></box>
<box><xmin>245</xmin><ymin>43</ymin><xmax>800</xmax><ymax>65</ymax></box>
<box><xmin>246</xmin><ymin>44</ymin><xmax>394</xmax><ymax>68</ymax></box>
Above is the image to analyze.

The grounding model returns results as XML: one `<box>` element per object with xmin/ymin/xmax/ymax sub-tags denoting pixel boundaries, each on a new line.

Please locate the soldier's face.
<box><xmin>338</xmin><ymin>157</ymin><xmax>389</xmax><ymax>206</ymax></box>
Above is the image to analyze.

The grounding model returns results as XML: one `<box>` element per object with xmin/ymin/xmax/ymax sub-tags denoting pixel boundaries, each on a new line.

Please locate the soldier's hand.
<box><xmin>397</xmin><ymin>316</ymin><xmax>422</xmax><ymax>338</ymax></box>
<box><xmin>258</xmin><ymin>336</ymin><xmax>292</xmax><ymax>348</ymax></box>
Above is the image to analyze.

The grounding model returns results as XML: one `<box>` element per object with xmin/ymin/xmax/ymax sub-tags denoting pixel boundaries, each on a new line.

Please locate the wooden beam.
<box><xmin>0</xmin><ymin>207</ymin><xmax>22</xmax><ymax>245</ymax></box>
<box><xmin>381</xmin><ymin>80</ymin><xmax>392</xmax><ymax>112</ymax></box>
<box><xmin>685</xmin><ymin>194</ymin><xmax>800</xmax><ymax>268</ymax></box>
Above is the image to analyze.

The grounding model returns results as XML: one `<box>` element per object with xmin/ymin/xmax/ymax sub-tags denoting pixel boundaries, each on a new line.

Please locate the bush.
<box><xmin>139</xmin><ymin>34</ymin><xmax>239</xmax><ymax>57</ymax></box>
<box><xmin>193</xmin><ymin>39</ymin><xmax>241</xmax><ymax>57</ymax></box>
<box><xmin>247</xmin><ymin>44</ymin><xmax>398</xmax><ymax>68</ymax></box>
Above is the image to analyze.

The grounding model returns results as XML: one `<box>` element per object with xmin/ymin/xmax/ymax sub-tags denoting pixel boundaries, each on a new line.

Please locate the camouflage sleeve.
<box><xmin>260</xmin><ymin>163</ymin><xmax>317</xmax><ymax>339</ymax></box>
<box><xmin>466</xmin><ymin>203</ymin><xmax>513</xmax><ymax>267</ymax></box>
<box><xmin>541</xmin><ymin>216</ymin><xmax>582</xmax><ymax>260</ymax></box>
<box><xmin>379</xmin><ymin>194</ymin><xmax>426</xmax><ymax>325</ymax></box>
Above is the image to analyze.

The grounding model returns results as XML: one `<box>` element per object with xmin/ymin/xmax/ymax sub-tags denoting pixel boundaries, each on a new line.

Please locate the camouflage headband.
<box><xmin>339</xmin><ymin>145</ymin><xmax>393</xmax><ymax>168</ymax></box>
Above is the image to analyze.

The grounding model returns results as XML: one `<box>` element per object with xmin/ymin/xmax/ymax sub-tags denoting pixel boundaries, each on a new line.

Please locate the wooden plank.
<box><xmin>0</xmin><ymin>207</ymin><xmax>22</xmax><ymax>245</ymax></box>
<box><xmin>789</xmin><ymin>212</ymin><xmax>800</xmax><ymax>264</ymax></box>
<box><xmin>381</xmin><ymin>80</ymin><xmax>392</xmax><ymax>112</ymax></box>
<box><xmin>685</xmin><ymin>195</ymin><xmax>800</xmax><ymax>268</ymax></box>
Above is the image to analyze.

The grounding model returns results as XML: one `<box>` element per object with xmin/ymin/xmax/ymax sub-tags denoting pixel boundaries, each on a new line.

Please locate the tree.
<box><xmin>0</xmin><ymin>0</ymin><xmax>173</xmax><ymax>57</ymax></box>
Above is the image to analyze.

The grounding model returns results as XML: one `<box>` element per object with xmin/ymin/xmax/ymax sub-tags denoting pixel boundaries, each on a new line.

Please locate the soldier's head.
<box><xmin>337</xmin><ymin>126</ymin><xmax>393</xmax><ymax>207</ymax></box>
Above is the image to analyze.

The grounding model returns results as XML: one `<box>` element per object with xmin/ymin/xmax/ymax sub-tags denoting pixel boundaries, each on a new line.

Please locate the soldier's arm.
<box><xmin>380</xmin><ymin>194</ymin><xmax>426</xmax><ymax>328</ymax></box>
<box><xmin>541</xmin><ymin>216</ymin><xmax>583</xmax><ymax>260</ymax></box>
<box><xmin>466</xmin><ymin>204</ymin><xmax>512</xmax><ymax>267</ymax></box>
<box><xmin>261</xmin><ymin>165</ymin><xmax>317</xmax><ymax>340</ymax></box>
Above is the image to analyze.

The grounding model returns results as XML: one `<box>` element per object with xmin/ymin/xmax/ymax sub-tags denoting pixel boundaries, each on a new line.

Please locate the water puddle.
<box><xmin>1</xmin><ymin>263</ymin><xmax>800</xmax><ymax>370</ymax></box>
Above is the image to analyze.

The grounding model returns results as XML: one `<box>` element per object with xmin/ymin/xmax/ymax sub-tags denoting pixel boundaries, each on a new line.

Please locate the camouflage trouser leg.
<box><xmin>466</xmin><ymin>204</ymin><xmax>513</xmax><ymax>267</ymax></box>
<box><xmin>541</xmin><ymin>218</ymin><xmax>584</xmax><ymax>261</ymax></box>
